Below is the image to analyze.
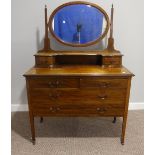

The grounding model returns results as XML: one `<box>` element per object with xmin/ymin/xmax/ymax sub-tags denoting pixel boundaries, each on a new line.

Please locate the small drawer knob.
<box><xmin>49</xmin><ymin>107</ymin><xmax>56</xmax><ymax>112</ymax></box>
<box><xmin>49</xmin><ymin>107</ymin><xmax>53</xmax><ymax>110</ymax></box>
<box><xmin>57</xmin><ymin>107</ymin><xmax>60</xmax><ymax>111</ymax></box>
<box><xmin>97</xmin><ymin>108</ymin><xmax>100</xmax><ymax>111</ymax></box>
<box><xmin>56</xmin><ymin>80</ymin><xmax>59</xmax><ymax>85</ymax></box>
<box><xmin>48</xmin><ymin>81</ymin><xmax>55</xmax><ymax>87</ymax></box>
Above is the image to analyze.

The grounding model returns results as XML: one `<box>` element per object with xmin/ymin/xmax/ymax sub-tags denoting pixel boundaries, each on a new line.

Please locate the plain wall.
<box><xmin>11</xmin><ymin>0</ymin><xmax>144</xmax><ymax>106</ymax></box>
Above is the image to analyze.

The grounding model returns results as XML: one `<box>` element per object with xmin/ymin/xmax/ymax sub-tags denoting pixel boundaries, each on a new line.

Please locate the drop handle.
<box><xmin>100</xmin><ymin>82</ymin><xmax>110</xmax><ymax>88</ymax></box>
<box><xmin>97</xmin><ymin>107</ymin><xmax>106</xmax><ymax>112</ymax></box>
<box><xmin>56</xmin><ymin>107</ymin><xmax>60</xmax><ymax>111</ymax></box>
<box><xmin>56</xmin><ymin>80</ymin><xmax>63</xmax><ymax>86</ymax></box>
<box><xmin>49</xmin><ymin>93</ymin><xmax>56</xmax><ymax>98</ymax></box>
<box><xmin>100</xmin><ymin>97</ymin><xmax>105</xmax><ymax>100</ymax></box>
<box><xmin>98</xmin><ymin>95</ymin><xmax>107</xmax><ymax>100</ymax></box>
<box><xmin>97</xmin><ymin>108</ymin><xmax>100</xmax><ymax>111</ymax></box>
<box><xmin>49</xmin><ymin>93</ymin><xmax>60</xmax><ymax>99</ymax></box>
<box><xmin>55</xmin><ymin>80</ymin><xmax>64</xmax><ymax>87</ymax></box>
<box><xmin>49</xmin><ymin>107</ymin><xmax>56</xmax><ymax>112</ymax></box>
<box><xmin>56</xmin><ymin>80</ymin><xmax>59</xmax><ymax>85</ymax></box>
<box><xmin>49</xmin><ymin>107</ymin><xmax>60</xmax><ymax>112</ymax></box>
<box><xmin>48</xmin><ymin>81</ymin><xmax>56</xmax><ymax>87</ymax></box>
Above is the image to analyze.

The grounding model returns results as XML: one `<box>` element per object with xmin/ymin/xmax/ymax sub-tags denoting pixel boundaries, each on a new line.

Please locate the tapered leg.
<box><xmin>40</xmin><ymin>117</ymin><xmax>43</xmax><ymax>123</ymax></box>
<box><xmin>112</xmin><ymin>117</ymin><xmax>116</xmax><ymax>123</ymax></box>
<box><xmin>121</xmin><ymin>116</ymin><xmax>127</xmax><ymax>145</ymax></box>
<box><xmin>29</xmin><ymin>113</ymin><xmax>35</xmax><ymax>145</ymax></box>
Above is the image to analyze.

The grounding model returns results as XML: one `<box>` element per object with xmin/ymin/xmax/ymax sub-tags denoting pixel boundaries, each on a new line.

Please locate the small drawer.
<box><xmin>32</xmin><ymin>104</ymin><xmax>124</xmax><ymax>116</ymax></box>
<box><xmin>35</xmin><ymin>56</ymin><xmax>55</xmax><ymax>68</ymax></box>
<box><xmin>102</xmin><ymin>56</ymin><xmax>122</xmax><ymax>67</ymax></box>
<box><xmin>80</xmin><ymin>78</ymin><xmax>128</xmax><ymax>88</ymax></box>
<box><xmin>29</xmin><ymin>77</ymin><xmax>79</xmax><ymax>88</ymax></box>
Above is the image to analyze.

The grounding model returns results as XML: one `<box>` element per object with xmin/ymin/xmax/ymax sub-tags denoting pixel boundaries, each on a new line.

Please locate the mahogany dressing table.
<box><xmin>24</xmin><ymin>1</ymin><xmax>134</xmax><ymax>145</ymax></box>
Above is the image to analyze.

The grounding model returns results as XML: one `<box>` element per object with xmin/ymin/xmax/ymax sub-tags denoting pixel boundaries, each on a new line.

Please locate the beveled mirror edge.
<box><xmin>48</xmin><ymin>1</ymin><xmax>110</xmax><ymax>47</ymax></box>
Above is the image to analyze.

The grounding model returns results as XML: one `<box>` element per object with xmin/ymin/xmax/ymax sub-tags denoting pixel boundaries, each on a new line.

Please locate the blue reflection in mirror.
<box><xmin>53</xmin><ymin>4</ymin><xmax>105</xmax><ymax>44</ymax></box>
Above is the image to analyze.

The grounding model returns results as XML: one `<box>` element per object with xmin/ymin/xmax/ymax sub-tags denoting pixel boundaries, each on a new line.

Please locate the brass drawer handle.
<box><xmin>56</xmin><ymin>80</ymin><xmax>60</xmax><ymax>85</ymax></box>
<box><xmin>49</xmin><ymin>80</ymin><xmax>63</xmax><ymax>87</ymax></box>
<box><xmin>101</xmin><ymin>98</ymin><xmax>105</xmax><ymax>100</ymax></box>
<box><xmin>49</xmin><ymin>107</ymin><xmax>56</xmax><ymax>112</ymax></box>
<box><xmin>48</xmin><ymin>81</ymin><xmax>56</xmax><ymax>87</ymax></box>
<box><xmin>100</xmin><ymin>82</ymin><xmax>110</xmax><ymax>88</ymax></box>
<box><xmin>97</xmin><ymin>108</ymin><xmax>100</xmax><ymax>111</ymax></box>
<box><xmin>98</xmin><ymin>95</ymin><xmax>107</xmax><ymax>100</ymax></box>
<box><xmin>97</xmin><ymin>107</ymin><xmax>106</xmax><ymax>113</ymax></box>
<box><xmin>56</xmin><ymin>107</ymin><xmax>60</xmax><ymax>111</ymax></box>
<box><xmin>56</xmin><ymin>80</ymin><xmax>63</xmax><ymax>87</ymax></box>
<box><xmin>49</xmin><ymin>107</ymin><xmax>60</xmax><ymax>112</ymax></box>
<box><xmin>49</xmin><ymin>93</ymin><xmax>56</xmax><ymax>99</ymax></box>
<box><xmin>49</xmin><ymin>93</ymin><xmax>60</xmax><ymax>99</ymax></box>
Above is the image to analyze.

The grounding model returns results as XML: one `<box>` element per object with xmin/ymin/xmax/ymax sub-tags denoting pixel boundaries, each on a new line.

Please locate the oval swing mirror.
<box><xmin>48</xmin><ymin>1</ymin><xmax>110</xmax><ymax>47</ymax></box>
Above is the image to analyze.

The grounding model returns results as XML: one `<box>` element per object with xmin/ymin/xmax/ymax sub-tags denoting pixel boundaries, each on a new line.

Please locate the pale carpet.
<box><xmin>11</xmin><ymin>110</ymin><xmax>143</xmax><ymax>155</ymax></box>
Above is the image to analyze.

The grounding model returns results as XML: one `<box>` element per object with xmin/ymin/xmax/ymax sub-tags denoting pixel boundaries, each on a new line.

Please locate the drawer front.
<box><xmin>80</xmin><ymin>78</ymin><xmax>128</xmax><ymax>88</ymax></box>
<box><xmin>35</xmin><ymin>56</ymin><xmax>55</xmax><ymax>68</ymax></box>
<box><xmin>103</xmin><ymin>56</ymin><xmax>122</xmax><ymax>65</ymax></box>
<box><xmin>32</xmin><ymin>104</ymin><xmax>124</xmax><ymax>116</ymax></box>
<box><xmin>29</xmin><ymin>77</ymin><xmax>79</xmax><ymax>88</ymax></box>
<box><xmin>30</xmin><ymin>88</ymin><xmax>126</xmax><ymax>106</ymax></box>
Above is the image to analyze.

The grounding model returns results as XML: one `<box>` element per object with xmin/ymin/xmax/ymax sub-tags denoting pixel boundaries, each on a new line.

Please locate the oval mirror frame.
<box><xmin>48</xmin><ymin>1</ymin><xmax>110</xmax><ymax>47</ymax></box>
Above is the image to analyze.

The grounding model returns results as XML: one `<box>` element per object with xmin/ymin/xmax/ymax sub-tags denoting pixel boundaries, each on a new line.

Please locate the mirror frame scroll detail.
<box><xmin>48</xmin><ymin>1</ymin><xmax>110</xmax><ymax>47</ymax></box>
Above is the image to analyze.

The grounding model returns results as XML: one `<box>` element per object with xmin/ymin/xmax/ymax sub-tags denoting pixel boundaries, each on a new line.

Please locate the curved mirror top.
<box><xmin>49</xmin><ymin>3</ymin><xmax>109</xmax><ymax>47</ymax></box>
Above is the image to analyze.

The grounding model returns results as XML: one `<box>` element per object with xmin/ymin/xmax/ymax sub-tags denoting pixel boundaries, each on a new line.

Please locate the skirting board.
<box><xmin>11</xmin><ymin>102</ymin><xmax>144</xmax><ymax>112</ymax></box>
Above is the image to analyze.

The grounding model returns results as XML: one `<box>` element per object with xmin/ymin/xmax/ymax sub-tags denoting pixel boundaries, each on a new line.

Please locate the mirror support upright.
<box><xmin>42</xmin><ymin>5</ymin><xmax>51</xmax><ymax>51</ymax></box>
<box><xmin>107</xmin><ymin>4</ymin><xmax>115</xmax><ymax>51</ymax></box>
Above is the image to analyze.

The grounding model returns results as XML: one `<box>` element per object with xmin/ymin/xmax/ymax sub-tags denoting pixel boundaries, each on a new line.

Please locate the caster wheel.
<box><xmin>40</xmin><ymin>117</ymin><xmax>43</xmax><ymax>123</ymax></box>
<box><xmin>112</xmin><ymin>117</ymin><xmax>116</xmax><ymax>123</ymax></box>
<box><xmin>32</xmin><ymin>140</ymin><xmax>36</xmax><ymax>145</ymax></box>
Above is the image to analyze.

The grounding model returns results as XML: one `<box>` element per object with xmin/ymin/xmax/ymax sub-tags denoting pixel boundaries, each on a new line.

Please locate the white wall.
<box><xmin>11</xmin><ymin>0</ymin><xmax>144</xmax><ymax>109</ymax></box>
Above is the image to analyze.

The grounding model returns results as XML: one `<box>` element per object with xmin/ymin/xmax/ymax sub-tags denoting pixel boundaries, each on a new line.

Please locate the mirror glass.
<box><xmin>49</xmin><ymin>4</ymin><xmax>109</xmax><ymax>46</ymax></box>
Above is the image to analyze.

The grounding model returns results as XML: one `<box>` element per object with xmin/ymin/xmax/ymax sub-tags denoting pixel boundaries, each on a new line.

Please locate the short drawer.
<box><xmin>35</xmin><ymin>56</ymin><xmax>55</xmax><ymax>68</ymax></box>
<box><xmin>30</xmin><ymin>88</ymin><xmax>126</xmax><ymax>106</ymax></box>
<box><xmin>32</xmin><ymin>104</ymin><xmax>124</xmax><ymax>116</ymax></box>
<box><xmin>29</xmin><ymin>77</ymin><xmax>79</xmax><ymax>88</ymax></box>
<box><xmin>102</xmin><ymin>56</ymin><xmax>122</xmax><ymax>67</ymax></box>
<box><xmin>80</xmin><ymin>78</ymin><xmax>128</xmax><ymax>88</ymax></box>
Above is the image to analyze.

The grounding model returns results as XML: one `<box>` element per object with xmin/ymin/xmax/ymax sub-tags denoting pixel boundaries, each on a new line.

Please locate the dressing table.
<box><xmin>24</xmin><ymin>1</ymin><xmax>134</xmax><ymax>145</ymax></box>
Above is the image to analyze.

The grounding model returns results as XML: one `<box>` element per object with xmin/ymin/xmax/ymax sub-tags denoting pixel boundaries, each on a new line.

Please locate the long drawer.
<box><xmin>32</xmin><ymin>104</ymin><xmax>124</xmax><ymax>116</ymax></box>
<box><xmin>30</xmin><ymin>88</ymin><xmax>126</xmax><ymax>106</ymax></box>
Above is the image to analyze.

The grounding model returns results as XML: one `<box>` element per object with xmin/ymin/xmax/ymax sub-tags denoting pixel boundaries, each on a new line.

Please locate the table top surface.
<box><xmin>35</xmin><ymin>50</ymin><xmax>123</xmax><ymax>57</ymax></box>
<box><xmin>24</xmin><ymin>65</ymin><xmax>134</xmax><ymax>77</ymax></box>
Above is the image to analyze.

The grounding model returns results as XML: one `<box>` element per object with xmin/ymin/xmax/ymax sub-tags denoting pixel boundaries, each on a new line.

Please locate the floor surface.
<box><xmin>11</xmin><ymin>110</ymin><xmax>144</xmax><ymax>155</ymax></box>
